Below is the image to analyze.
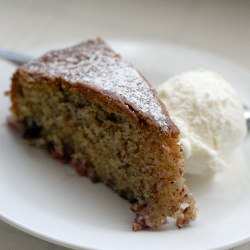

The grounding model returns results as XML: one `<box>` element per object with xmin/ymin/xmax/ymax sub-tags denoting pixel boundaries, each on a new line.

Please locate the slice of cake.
<box><xmin>9</xmin><ymin>38</ymin><xmax>196</xmax><ymax>230</ymax></box>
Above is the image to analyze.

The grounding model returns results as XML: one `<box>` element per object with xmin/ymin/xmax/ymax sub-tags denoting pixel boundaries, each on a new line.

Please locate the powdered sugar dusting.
<box><xmin>21</xmin><ymin>39</ymin><xmax>170</xmax><ymax>131</ymax></box>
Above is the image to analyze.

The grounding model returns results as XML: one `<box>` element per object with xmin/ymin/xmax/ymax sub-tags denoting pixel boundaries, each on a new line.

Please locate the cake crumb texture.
<box><xmin>10</xmin><ymin>39</ymin><xmax>196</xmax><ymax>230</ymax></box>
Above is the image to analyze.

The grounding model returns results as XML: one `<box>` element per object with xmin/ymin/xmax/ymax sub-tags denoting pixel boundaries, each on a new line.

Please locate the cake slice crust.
<box><xmin>10</xmin><ymin>38</ymin><xmax>196</xmax><ymax>230</ymax></box>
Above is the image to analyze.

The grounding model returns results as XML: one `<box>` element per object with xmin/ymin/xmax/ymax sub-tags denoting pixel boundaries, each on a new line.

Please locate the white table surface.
<box><xmin>0</xmin><ymin>0</ymin><xmax>249</xmax><ymax>249</ymax></box>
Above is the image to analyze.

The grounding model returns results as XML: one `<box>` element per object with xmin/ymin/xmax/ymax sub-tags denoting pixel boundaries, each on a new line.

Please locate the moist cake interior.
<box><xmin>10</xmin><ymin>39</ymin><xmax>196</xmax><ymax>230</ymax></box>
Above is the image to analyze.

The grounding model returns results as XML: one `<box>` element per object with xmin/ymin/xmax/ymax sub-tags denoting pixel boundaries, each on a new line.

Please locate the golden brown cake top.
<box><xmin>20</xmin><ymin>38</ymin><xmax>177</xmax><ymax>133</ymax></box>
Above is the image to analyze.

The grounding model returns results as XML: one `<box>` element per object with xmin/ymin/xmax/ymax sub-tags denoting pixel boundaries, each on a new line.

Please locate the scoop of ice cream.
<box><xmin>157</xmin><ymin>69</ymin><xmax>247</xmax><ymax>176</ymax></box>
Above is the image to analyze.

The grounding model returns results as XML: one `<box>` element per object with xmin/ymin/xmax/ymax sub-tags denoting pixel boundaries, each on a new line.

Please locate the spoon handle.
<box><xmin>245</xmin><ymin>109</ymin><xmax>250</xmax><ymax>133</ymax></box>
<box><xmin>0</xmin><ymin>49</ymin><xmax>33</xmax><ymax>66</ymax></box>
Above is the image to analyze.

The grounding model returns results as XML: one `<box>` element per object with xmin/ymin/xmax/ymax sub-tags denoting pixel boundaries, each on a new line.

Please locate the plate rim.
<box><xmin>1</xmin><ymin>40</ymin><xmax>250</xmax><ymax>250</ymax></box>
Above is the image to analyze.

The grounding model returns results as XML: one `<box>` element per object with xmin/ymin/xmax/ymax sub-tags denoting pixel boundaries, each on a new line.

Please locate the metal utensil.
<box><xmin>245</xmin><ymin>108</ymin><xmax>250</xmax><ymax>134</ymax></box>
<box><xmin>0</xmin><ymin>49</ymin><xmax>33</xmax><ymax>66</ymax></box>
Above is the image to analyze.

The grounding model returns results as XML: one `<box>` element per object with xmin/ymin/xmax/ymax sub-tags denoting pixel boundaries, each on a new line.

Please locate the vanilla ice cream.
<box><xmin>157</xmin><ymin>69</ymin><xmax>247</xmax><ymax>176</ymax></box>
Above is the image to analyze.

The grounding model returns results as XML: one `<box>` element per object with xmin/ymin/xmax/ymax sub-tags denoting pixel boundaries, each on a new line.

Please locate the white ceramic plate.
<box><xmin>0</xmin><ymin>41</ymin><xmax>250</xmax><ymax>250</ymax></box>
